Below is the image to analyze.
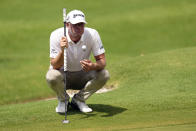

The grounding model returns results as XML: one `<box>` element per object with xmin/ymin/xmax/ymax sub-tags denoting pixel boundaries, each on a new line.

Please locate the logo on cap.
<box><xmin>73</xmin><ymin>14</ymin><xmax>84</xmax><ymax>18</ymax></box>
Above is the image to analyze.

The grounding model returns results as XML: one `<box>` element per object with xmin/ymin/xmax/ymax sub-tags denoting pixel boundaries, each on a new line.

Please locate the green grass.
<box><xmin>1</xmin><ymin>48</ymin><xmax>196</xmax><ymax>130</ymax></box>
<box><xmin>0</xmin><ymin>0</ymin><xmax>196</xmax><ymax>130</ymax></box>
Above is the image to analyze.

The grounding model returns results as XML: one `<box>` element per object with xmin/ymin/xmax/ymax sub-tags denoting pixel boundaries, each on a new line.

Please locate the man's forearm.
<box><xmin>92</xmin><ymin>59</ymin><xmax>106</xmax><ymax>71</ymax></box>
<box><xmin>50</xmin><ymin>51</ymin><xmax>64</xmax><ymax>69</ymax></box>
<box><xmin>92</xmin><ymin>53</ymin><xmax>106</xmax><ymax>71</ymax></box>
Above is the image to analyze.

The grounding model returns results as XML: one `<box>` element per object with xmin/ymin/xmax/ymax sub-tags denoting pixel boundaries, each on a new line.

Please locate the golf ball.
<box><xmin>82</xmin><ymin>45</ymin><xmax>86</xmax><ymax>51</ymax></box>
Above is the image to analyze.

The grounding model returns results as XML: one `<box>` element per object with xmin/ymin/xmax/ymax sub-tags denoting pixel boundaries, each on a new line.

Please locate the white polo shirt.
<box><xmin>49</xmin><ymin>27</ymin><xmax>105</xmax><ymax>71</ymax></box>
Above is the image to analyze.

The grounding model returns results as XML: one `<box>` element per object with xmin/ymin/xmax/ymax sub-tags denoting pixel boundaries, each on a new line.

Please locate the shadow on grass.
<box><xmin>89</xmin><ymin>104</ymin><xmax>127</xmax><ymax>117</ymax></box>
<box><xmin>59</xmin><ymin>104</ymin><xmax>127</xmax><ymax>118</ymax></box>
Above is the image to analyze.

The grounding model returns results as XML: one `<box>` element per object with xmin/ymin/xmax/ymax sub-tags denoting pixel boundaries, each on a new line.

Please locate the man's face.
<box><xmin>68</xmin><ymin>22</ymin><xmax>85</xmax><ymax>38</ymax></box>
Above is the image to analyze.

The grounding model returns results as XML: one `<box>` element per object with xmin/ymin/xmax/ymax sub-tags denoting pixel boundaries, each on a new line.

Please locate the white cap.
<box><xmin>66</xmin><ymin>10</ymin><xmax>87</xmax><ymax>24</ymax></box>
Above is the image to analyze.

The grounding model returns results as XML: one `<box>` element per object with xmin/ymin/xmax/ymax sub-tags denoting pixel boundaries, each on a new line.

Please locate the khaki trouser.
<box><xmin>46</xmin><ymin>69</ymin><xmax>110</xmax><ymax>102</ymax></box>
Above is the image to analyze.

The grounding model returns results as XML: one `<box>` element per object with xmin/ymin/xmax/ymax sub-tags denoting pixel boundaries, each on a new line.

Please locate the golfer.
<box><xmin>46</xmin><ymin>10</ymin><xmax>109</xmax><ymax>113</ymax></box>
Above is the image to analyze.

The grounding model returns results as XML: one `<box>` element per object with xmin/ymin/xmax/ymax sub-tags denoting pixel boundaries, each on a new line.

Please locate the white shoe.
<box><xmin>56</xmin><ymin>101</ymin><xmax>65</xmax><ymax>113</ymax></box>
<box><xmin>72</xmin><ymin>98</ymin><xmax>93</xmax><ymax>113</ymax></box>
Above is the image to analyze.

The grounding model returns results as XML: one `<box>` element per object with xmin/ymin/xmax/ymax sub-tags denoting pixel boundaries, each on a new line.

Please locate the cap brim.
<box><xmin>70</xmin><ymin>20</ymin><xmax>87</xmax><ymax>24</ymax></box>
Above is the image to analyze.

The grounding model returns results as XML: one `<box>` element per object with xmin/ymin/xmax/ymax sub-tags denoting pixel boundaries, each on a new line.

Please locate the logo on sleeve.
<box><xmin>100</xmin><ymin>45</ymin><xmax>104</xmax><ymax>50</ymax></box>
<box><xmin>51</xmin><ymin>49</ymin><xmax>57</xmax><ymax>54</ymax></box>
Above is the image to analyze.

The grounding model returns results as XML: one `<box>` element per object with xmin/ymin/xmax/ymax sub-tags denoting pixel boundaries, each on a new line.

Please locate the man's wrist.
<box><xmin>92</xmin><ymin>63</ymin><xmax>103</xmax><ymax>71</ymax></box>
<box><xmin>59</xmin><ymin>50</ymin><xmax>64</xmax><ymax>56</ymax></box>
<box><xmin>92</xmin><ymin>63</ymin><xmax>97</xmax><ymax>70</ymax></box>
<box><xmin>60</xmin><ymin>48</ymin><xmax>64</xmax><ymax>53</ymax></box>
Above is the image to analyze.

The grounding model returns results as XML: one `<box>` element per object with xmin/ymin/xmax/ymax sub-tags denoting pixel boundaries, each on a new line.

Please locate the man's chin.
<box><xmin>74</xmin><ymin>33</ymin><xmax>83</xmax><ymax>37</ymax></box>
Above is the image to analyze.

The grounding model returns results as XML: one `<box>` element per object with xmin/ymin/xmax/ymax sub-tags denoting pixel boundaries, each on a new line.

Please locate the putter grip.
<box><xmin>64</xmin><ymin>48</ymin><xmax>67</xmax><ymax>71</ymax></box>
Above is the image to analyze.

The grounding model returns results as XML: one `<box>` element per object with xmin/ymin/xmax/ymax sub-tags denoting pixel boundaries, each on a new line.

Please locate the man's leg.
<box><xmin>46</xmin><ymin>69</ymin><xmax>69</xmax><ymax>113</ymax></box>
<box><xmin>72</xmin><ymin>69</ymin><xmax>110</xmax><ymax>112</ymax></box>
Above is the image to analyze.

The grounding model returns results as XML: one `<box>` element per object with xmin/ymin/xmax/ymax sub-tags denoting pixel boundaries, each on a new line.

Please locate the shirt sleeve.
<box><xmin>49</xmin><ymin>32</ymin><xmax>61</xmax><ymax>58</ymax></box>
<box><xmin>91</xmin><ymin>30</ymin><xmax>105</xmax><ymax>56</ymax></box>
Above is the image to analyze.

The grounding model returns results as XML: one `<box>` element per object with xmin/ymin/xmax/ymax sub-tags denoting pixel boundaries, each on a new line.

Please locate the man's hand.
<box><xmin>50</xmin><ymin>36</ymin><xmax>68</xmax><ymax>69</ymax></box>
<box><xmin>80</xmin><ymin>54</ymin><xmax>106</xmax><ymax>72</ymax></box>
<box><xmin>80</xmin><ymin>59</ymin><xmax>95</xmax><ymax>72</ymax></box>
<box><xmin>60</xmin><ymin>36</ymin><xmax>68</xmax><ymax>51</ymax></box>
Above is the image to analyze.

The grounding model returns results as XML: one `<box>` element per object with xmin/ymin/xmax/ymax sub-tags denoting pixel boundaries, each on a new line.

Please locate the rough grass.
<box><xmin>0</xmin><ymin>0</ymin><xmax>196</xmax><ymax>104</ymax></box>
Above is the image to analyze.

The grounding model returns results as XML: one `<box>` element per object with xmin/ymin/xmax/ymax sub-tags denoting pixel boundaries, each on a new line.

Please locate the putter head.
<box><xmin>62</xmin><ymin>119</ymin><xmax>69</xmax><ymax>124</ymax></box>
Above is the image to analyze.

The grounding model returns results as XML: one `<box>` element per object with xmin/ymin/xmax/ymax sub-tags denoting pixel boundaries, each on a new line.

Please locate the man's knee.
<box><xmin>97</xmin><ymin>69</ymin><xmax>110</xmax><ymax>82</ymax></box>
<box><xmin>46</xmin><ymin>69</ymin><xmax>64</xmax><ymax>86</ymax></box>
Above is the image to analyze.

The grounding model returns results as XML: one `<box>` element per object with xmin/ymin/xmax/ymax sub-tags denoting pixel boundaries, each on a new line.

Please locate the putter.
<box><xmin>62</xmin><ymin>8</ymin><xmax>69</xmax><ymax>124</ymax></box>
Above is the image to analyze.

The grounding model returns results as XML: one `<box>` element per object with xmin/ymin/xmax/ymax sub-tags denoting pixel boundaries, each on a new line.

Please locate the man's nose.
<box><xmin>76</xmin><ymin>25</ymin><xmax>83</xmax><ymax>30</ymax></box>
